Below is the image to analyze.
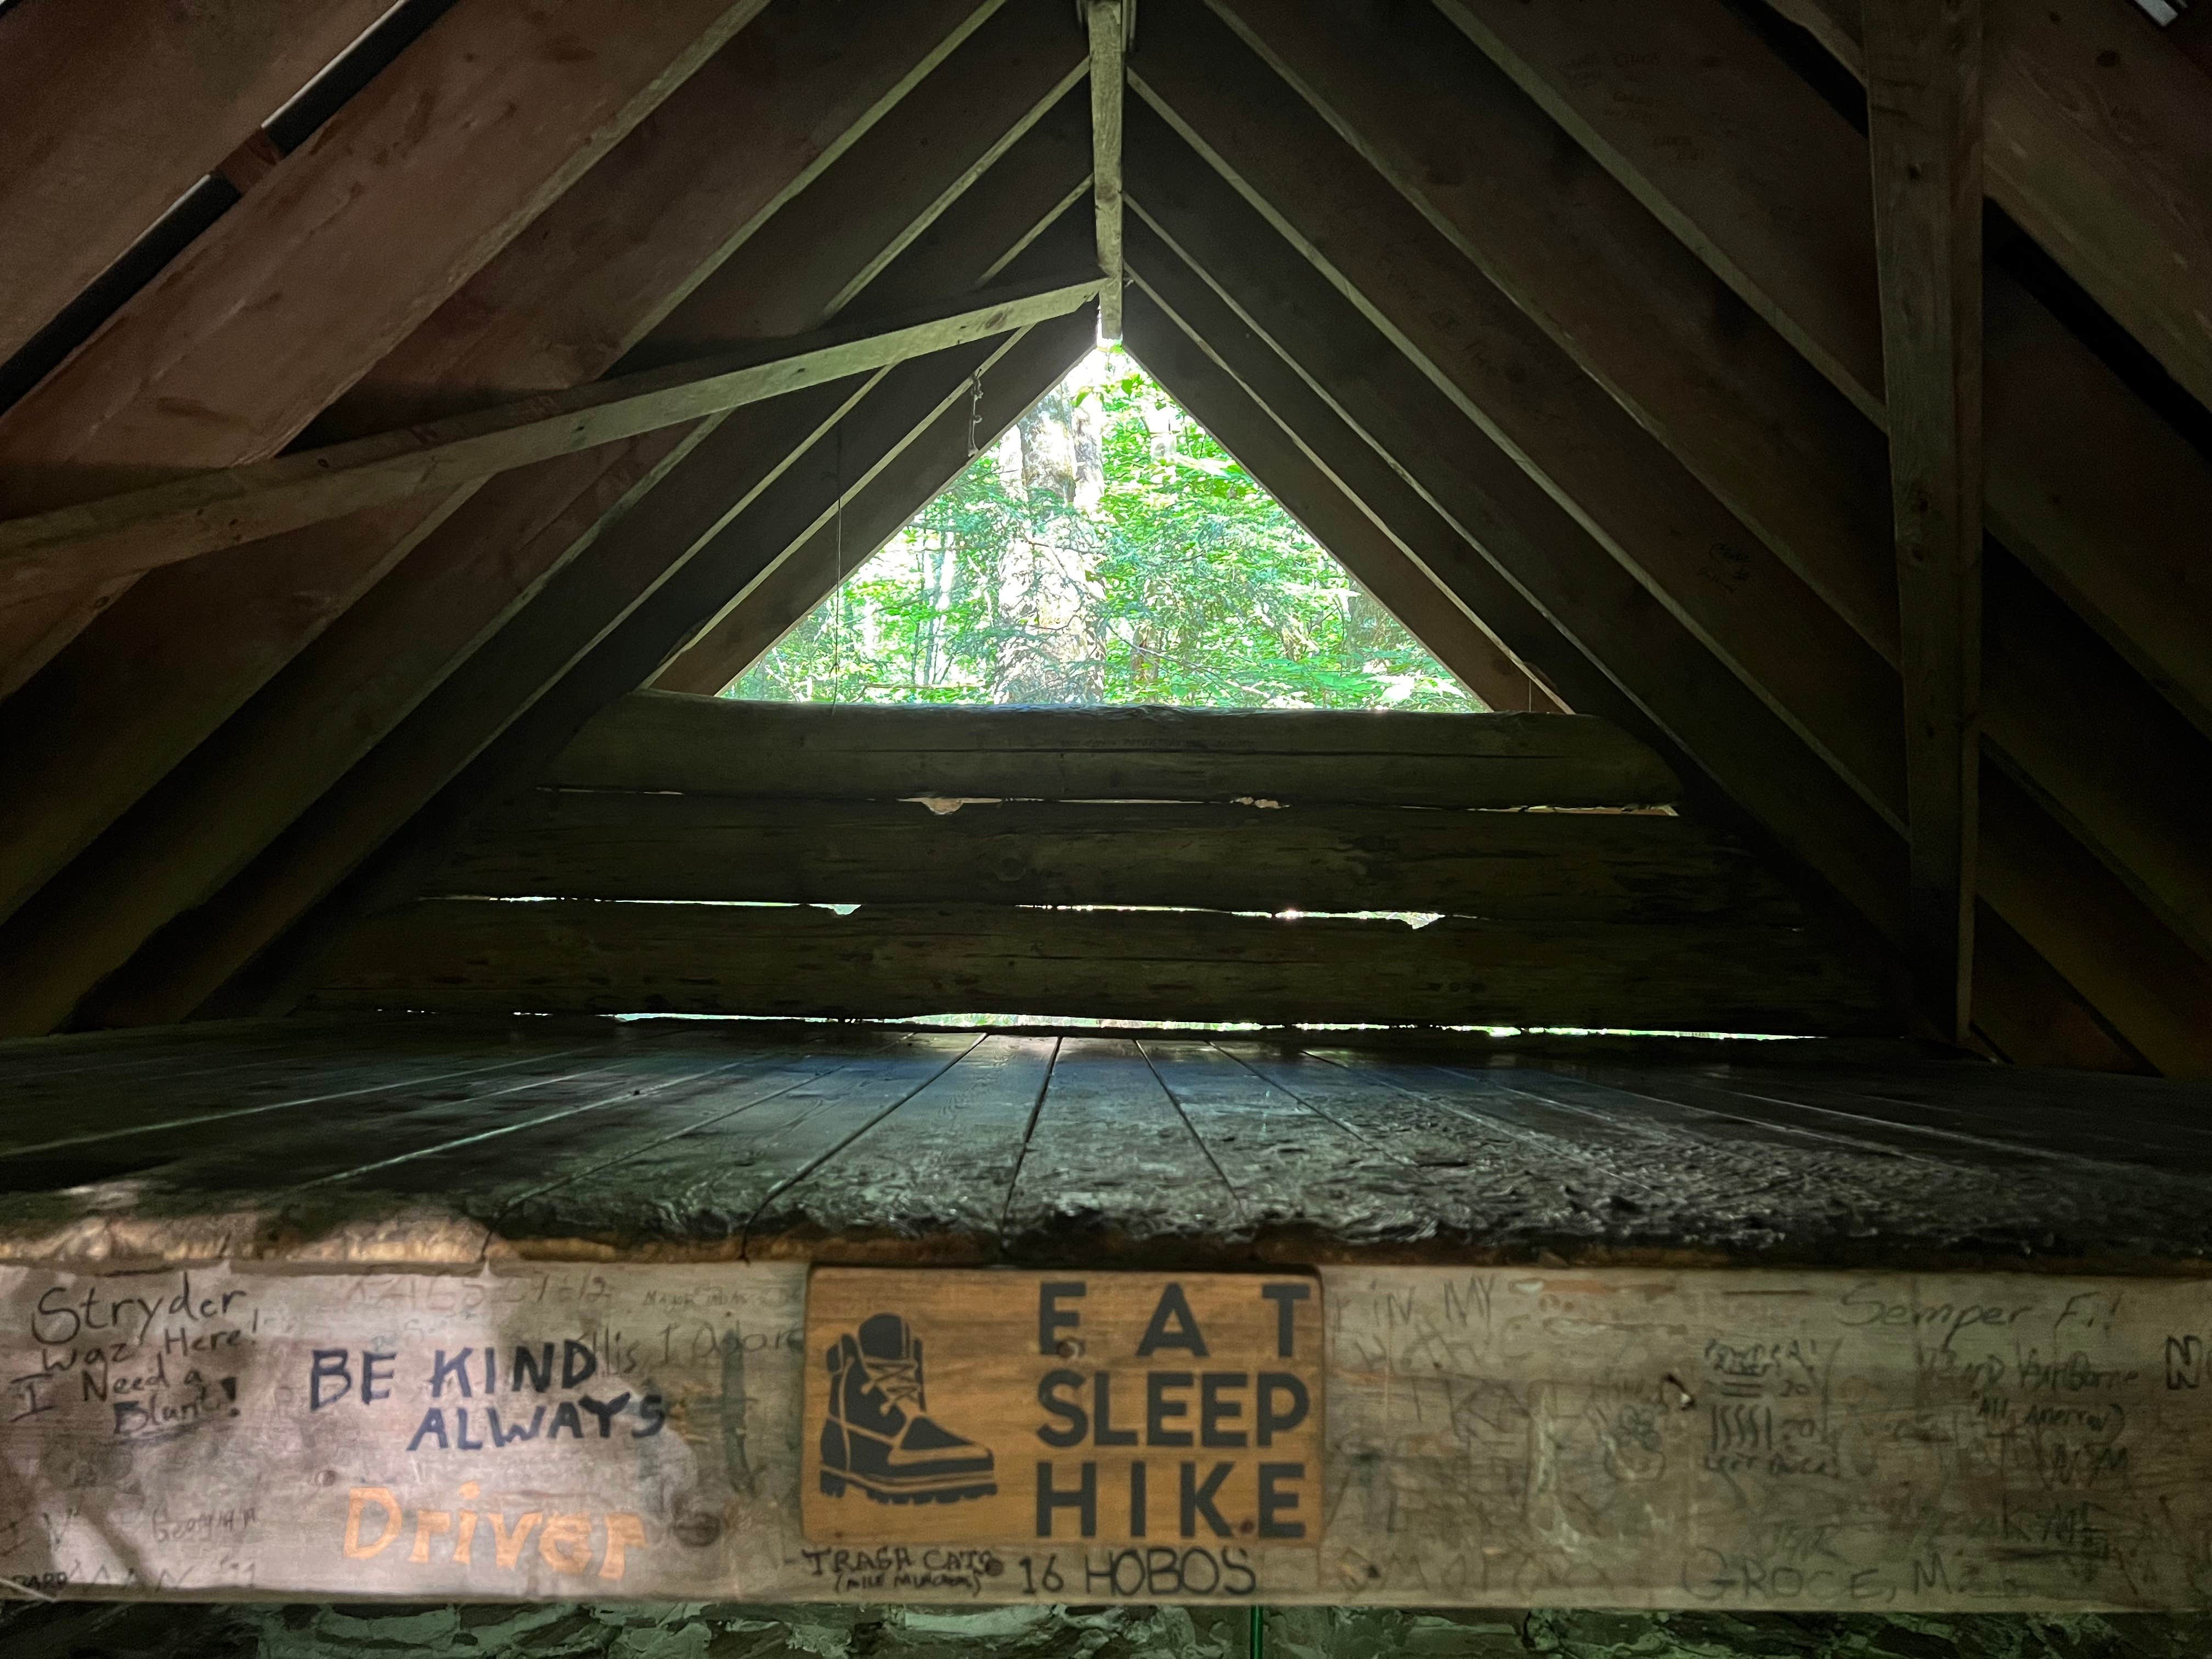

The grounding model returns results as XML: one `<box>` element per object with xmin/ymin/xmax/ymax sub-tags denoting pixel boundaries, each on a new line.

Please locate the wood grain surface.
<box><xmin>2</xmin><ymin>1254</ymin><xmax>2209</xmax><ymax>1608</ymax></box>
<box><xmin>546</xmin><ymin>693</ymin><xmax>1681</xmax><ymax>807</ymax></box>
<box><xmin>431</xmin><ymin>793</ymin><xmax>1797</xmax><ymax>924</ymax></box>
<box><xmin>309</xmin><ymin>898</ymin><xmax>1899</xmax><ymax>1036</ymax></box>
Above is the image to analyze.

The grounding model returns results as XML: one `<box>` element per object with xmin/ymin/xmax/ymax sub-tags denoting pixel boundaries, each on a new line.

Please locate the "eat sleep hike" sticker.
<box><xmin>802</xmin><ymin>1269</ymin><xmax>1323</xmax><ymax>1549</ymax></box>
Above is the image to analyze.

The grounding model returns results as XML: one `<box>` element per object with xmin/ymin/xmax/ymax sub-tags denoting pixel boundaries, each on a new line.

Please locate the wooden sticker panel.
<box><xmin>800</xmin><ymin>1269</ymin><xmax>1324</xmax><ymax>1551</ymax></box>
<box><xmin>1</xmin><ymin>1261</ymin><xmax>2210</xmax><ymax>1607</ymax></box>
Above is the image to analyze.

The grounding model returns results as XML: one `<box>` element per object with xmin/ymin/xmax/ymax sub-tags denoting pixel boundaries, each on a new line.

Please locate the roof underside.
<box><xmin>0</xmin><ymin>0</ymin><xmax>2207</xmax><ymax>1073</ymax></box>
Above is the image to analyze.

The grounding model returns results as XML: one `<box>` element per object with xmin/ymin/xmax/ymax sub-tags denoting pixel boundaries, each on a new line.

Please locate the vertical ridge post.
<box><xmin>1866</xmin><ymin>0</ymin><xmax>1984</xmax><ymax>1044</ymax></box>
<box><xmin>1088</xmin><ymin>0</ymin><xmax>1127</xmax><ymax>340</ymax></box>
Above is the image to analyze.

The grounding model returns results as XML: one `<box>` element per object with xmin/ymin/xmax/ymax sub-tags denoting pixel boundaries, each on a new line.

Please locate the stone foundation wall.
<box><xmin>5</xmin><ymin>1602</ymin><xmax>2212</xmax><ymax>1659</ymax></box>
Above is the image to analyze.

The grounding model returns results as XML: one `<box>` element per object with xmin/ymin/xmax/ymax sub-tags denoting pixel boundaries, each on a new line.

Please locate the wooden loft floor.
<box><xmin>4</xmin><ymin>1015</ymin><xmax>2209</xmax><ymax>1274</ymax></box>
<box><xmin>5</xmin><ymin>1014</ymin><xmax>2212</xmax><ymax>1611</ymax></box>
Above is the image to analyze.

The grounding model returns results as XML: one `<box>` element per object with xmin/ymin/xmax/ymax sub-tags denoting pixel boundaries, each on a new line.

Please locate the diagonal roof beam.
<box><xmin>0</xmin><ymin>275</ymin><xmax>1102</xmax><ymax>600</ymax></box>
<box><xmin>1865</xmin><ymin>0</ymin><xmax>1985</xmax><ymax>1043</ymax></box>
<box><xmin>1131</xmin><ymin>7</ymin><xmax>1908</xmax><ymax>829</ymax></box>
<box><xmin>1124</xmin><ymin>115</ymin><xmax>1905</xmax><ymax>943</ymax></box>
<box><xmin>0</xmin><ymin>75</ymin><xmax>1092</xmax><ymax>1041</ymax></box>
<box><xmin>1124</xmin><ymin>116</ymin><xmax>2182</xmax><ymax>1073</ymax></box>
<box><xmin>0</xmin><ymin>0</ymin><xmax>393</xmax><ymax>368</ymax></box>
<box><xmin>1209</xmin><ymin>0</ymin><xmax>1897</xmax><ymax>658</ymax></box>
<box><xmin>0</xmin><ymin>0</ymin><xmax>772</xmax><ymax>693</ymax></box>
<box><xmin>1431</xmin><ymin>0</ymin><xmax>2212</xmax><ymax>746</ymax></box>
<box><xmin>0</xmin><ymin>0</ymin><xmax>1032</xmax><ymax>943</ymax></box>
<box><xmin>1760</xmin><ymin>0</ymin><xmax>2212</xmax><ymax>417</ymax></box>
<box><xmin>70</xmin><ymin>215</ymin><xmax>1101</xmax><ymax>1034</ymax></box>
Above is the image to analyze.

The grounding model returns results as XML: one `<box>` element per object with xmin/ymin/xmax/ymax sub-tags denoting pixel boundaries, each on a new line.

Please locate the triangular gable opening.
<box><xmin>730</xmin><ymin>346</ymin><xmax>1482</xmax><ymax>712</ymax></box>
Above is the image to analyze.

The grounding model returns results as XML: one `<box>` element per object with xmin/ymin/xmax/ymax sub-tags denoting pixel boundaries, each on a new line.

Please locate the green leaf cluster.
<box><xmin>733</xmin><ymin>348</ymin><xmax>1480</xmax><ymax>710</ymax></box>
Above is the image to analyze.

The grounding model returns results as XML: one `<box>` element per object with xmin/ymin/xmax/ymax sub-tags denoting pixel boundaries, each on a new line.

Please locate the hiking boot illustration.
<box><xmin>819</xmin><ymin>1312</ymin><xmax>996</xmax><ymax>1504</ymax></box>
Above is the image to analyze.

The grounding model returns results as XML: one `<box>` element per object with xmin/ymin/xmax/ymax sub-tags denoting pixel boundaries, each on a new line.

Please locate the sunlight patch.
<box><xmin>728</xmin><ymin>345</ymin><xmax>1480</xmax><ymax>713</ymax></box>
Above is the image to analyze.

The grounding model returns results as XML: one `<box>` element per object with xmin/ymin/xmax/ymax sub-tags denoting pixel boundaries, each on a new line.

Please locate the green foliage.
<box><xmin>733</xmin><ymin>348</ymin><xmax>1480</xmax><ymax>709</ymax></box>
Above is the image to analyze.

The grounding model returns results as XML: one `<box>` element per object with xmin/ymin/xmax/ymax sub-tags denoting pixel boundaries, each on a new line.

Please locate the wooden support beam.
<box><xmin>648</xmin><ymin>333</ymin><xmax>1080</xmax><ymax>693</ymax></box>
<box><xmin>77</xmin><ymin>315</ymin><xmax>1100</xmax><ymax>1032</ymax></box>
<box><xmin>551</xmin><ymin>694</ymin><xmax>1675</xmax><ymax>807</ymax></box>
<box><xmin>657</xmin><ymin>263</ymin><xmax>1565</xmax><ymax>713</ymax></box>
<box><xmin>1386</xmin><ymin>0</ymin><xmax>2212</xmax><ymax>1070</ymax></box>
<box><xmin>1764</xmin><ymin>0</ymin><xmax>2212</xmax><ymax>416</ymax></box>
<box><xmin>1120</xmin><ymin>301</ymin><xmax>1563</xmax><ymax>716</ymax></box>
<box><xmin>0</xmin><ymin>0</ymin><xmax>393</xmax><ymax>366</ymax></box>
<box><xmin>1123</xmin><ymin>124</ymin><xmax>2146</xmax><ymax>1074</ymax></box>
<box><xmin>312</xmin><ymin>897</ymin><xmax>1900</xmax><ymax>1035</ymax></box>
<box><xmin>1434</xmin><ymin>0</ymin><xmax>2212</xmax><ymax>746</ymax></box>
<box><xmin>1865</xmin><ymin>0</ymin><xmax>1985</xmax><ymax>1043</ymax></box>
<box><xmin>0</xmin><ymin>0</ymin><xmax>772</xmax><ymax>692</ymax></box>
<box><xmin>0</xmin><ymin>276</ymin><xmax>1100</xmax><ymax>607</ymax></box>
<box><xmin>1131</xmin><ymin>3</ymin><xmax>1910</xmax><ymax>833</ymax></box>
<box><xmin>1121</xmin><ymin>264</ymin><xmax>1599</xmax><ymax>724</ymax></box>
<box><xmin>435</xmin><ymin>791</ymin><xmax>1788</xmax><ymax>923</ymax></box>
<box><xmin>1088</xmin><ymin>0</ymin><xmax>1128</xmax><ymax>340</ymax></box>
<box><xmin>0</xmin><ymin>0</ymin><xmax>1020</xmax><ymax>940</ymax></box>
<box><xmin>0</xmin><ymin>154</ymin><xmax>1096</xmax><ymax>1040</ymax></box>
<box><xmin>1204</xmin><ymin>0</ymin><xmax>1898</xmax><ymax>660</ymax></box>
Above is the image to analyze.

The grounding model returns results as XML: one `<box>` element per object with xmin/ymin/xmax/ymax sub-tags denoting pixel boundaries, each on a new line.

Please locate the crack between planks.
<box><xmin>3</xmin><ymin>1041</ymin><xmax>623</xmax><ymax>1158</ymax></box>
<box><xmin>486</xmin><ymin>1052</ymin><xmax>881</xmax><ymax>1217</ymax></box>
<box><xmin>1205</xmin><ymin>1040</ymin><xmax>1421</xmax><ymax>1166</ymax></box>
<box><xmin>1132</xmin><ymin>1037</ymin><xmax>1248</xmax><ymax>1224</ymax></box>
<box><xmin>1435</xmin><ymin>1064</ymin><xmax>1953</xmax><ymax>1166</ymax></box>
<box><xmin>290</xmin><ymin>1055</ymin><xmax>782</xmax><ymax>1188</ymax></box>
<box><xmin>1612</xmin><ymin>1075</ymin><xmax>2161</xmax><ymax>1173</ymax></box>
<box><xmin>994</xmin><ymin>1034</ymin><xmax>1064</xmax><ymax>1260</ymax></box>
<box><xmin>1299</xmin><ymin>1048</ymin><xmax>1595</xmax><ymax>1158</ymax></box>
<box><xmin>735</xmin><ymin>1032</ymin><xmax>991</xmax><ymax>1261</ymax></box>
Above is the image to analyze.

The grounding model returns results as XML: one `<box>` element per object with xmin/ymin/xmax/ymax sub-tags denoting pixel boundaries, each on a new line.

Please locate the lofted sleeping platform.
<box><xmin>2</xmin><ymin>0</ymin><xmax>2210</xmax><ymax>1641</ymax></box>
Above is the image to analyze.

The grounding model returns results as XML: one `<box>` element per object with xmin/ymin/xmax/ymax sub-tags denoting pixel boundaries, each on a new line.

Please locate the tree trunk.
<box><xmin>992</xmin><ymin>387</ymin><xmax>1108</xmax><ymax>703</ymax></box>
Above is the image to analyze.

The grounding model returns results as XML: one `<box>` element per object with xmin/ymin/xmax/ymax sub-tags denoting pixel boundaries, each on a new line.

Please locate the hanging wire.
<box><xmin>831</xmin><ymin>420</ymin><xmax>847</xmax><ymax>693</ymax></box>
<box><xmin>967</xmin><ymin>368</ymin><xmax>985</xmax><ymax>459</ymax></box>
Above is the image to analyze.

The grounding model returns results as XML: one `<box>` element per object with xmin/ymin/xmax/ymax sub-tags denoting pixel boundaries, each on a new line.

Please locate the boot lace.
<box><xmin>862</xmin><ymin>1354</ymin><xmax>924</xmax><ymax>1410</ymax></box>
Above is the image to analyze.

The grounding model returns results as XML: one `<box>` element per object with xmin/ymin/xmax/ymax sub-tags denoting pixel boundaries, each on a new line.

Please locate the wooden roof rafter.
<box><xmin>0</xmin><ymin>0</ymin><xmax>2200</xmax><ymax>1081</ymax></box>
<box><xmin>70</xmin><ymin>186</ymin><xmax>1107</xmax><ymax>1031</ymax></box>
<box><xmin>0</xmin><ymin>275</ymin><xmax>1101</xmax><ymax>603</ymax></box>
<box><xmin>0</xmin><ymin>0</ymin><xmax>1092</xmax><ymax>1038</ymax></box>
<box><xmin>0</xmin><ymin>0</ymin><xmax>776</xmax><ymax>695</ymax></box>
<box><xmin>1111</xmin><ymin>106</ymin><xmax>2169</xmax><ymax>1073</ymax></box>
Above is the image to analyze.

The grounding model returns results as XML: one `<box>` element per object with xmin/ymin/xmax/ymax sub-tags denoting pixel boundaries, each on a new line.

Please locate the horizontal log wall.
<box><xmin>431</xmin><ymin>792</ymin><xmax>1804</xmax><ymax>924</ymax></box>
<box><xmin>312</xmin><ymin>899</ymin><xmax>1899</xmax><ymax>1034</ymax></box>
<box><xmin>548</xmin><ymin>691</ymin><xmax>1681</xmax><ymax>806</ymax></box>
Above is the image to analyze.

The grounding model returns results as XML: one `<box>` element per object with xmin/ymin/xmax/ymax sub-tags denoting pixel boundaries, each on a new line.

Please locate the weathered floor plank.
<box><xmin>0</xmin><ymin>1029</ymin><xmax>617</xmax><ymax>1160</ymax></box>
<box><xmin>1001</xmin><ymin>1036</ymin><xmax>1246</xmax><ymax>1263</ymax></box>
<box><xmin>1137</xmin><ymin>1040</ymin><xmax>1471</xmax><ymax>1257</ymax></box>
<box><xmin>750</xmin><ymin>1034</ymin><xmax>1059</xmax><ymax>1263</ymax></box>
<box><xmin>499</xmin><ymin>1035</ymin><xmax>984</xmax><ymax>1255</ymax></box>
<box><xmin>1680</xmin><ymin>1065</ymin><xmax>2212</xmax><ymax>1169</ymax></box>
<box><xmin>1</xmin><ymin>1017</ymin><xmax>2209</xmax><ymax>1274</ymax></box>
